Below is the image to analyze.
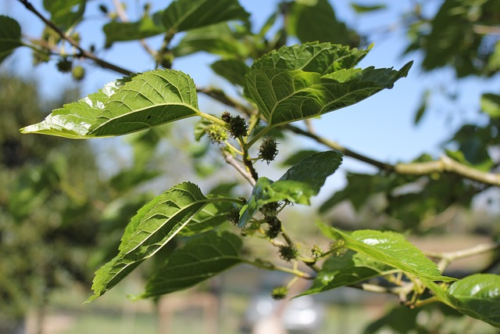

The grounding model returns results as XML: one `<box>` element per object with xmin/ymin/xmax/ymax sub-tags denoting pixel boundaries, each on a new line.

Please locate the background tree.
<box><xmin>0</xmin><ymin>74</ymin><xmax>104</xmax><ymax>333</ymax></box>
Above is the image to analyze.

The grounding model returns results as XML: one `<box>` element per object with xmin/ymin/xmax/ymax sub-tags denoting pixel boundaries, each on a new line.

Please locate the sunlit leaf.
<box><xmin>301</xmin><ymin>250</ymin><xmax>394</xmax><ymax>296</ymax></box>
<box><xmin>427</xmin><ymin>274</ymin><xmax>500</xmax><ymax>328</ymax></box>
<box><xmin>318</xmin><ymin>225</ymin><xmax>453</xmax><ymax>282</ymax></box>
<box><xmin>245</xmin><ymin>43</ymin><xmax>412</xmax><ymax>126</ymax></box>
<box><xmin>141</xmin><ymin>231</ymin><xmax>243</xmax><ymax>297</ymax></box>
<box><xmin>21</xmin><ymin>69</ymin><xmax>200</xmax><ymax>138</ymax></box>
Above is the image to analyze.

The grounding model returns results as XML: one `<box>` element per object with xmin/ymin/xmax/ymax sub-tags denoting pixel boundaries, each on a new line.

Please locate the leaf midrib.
<box><xmin>268</xmin><ymin>80</ymin><xmax>383</xmax><ymax>126</ymax></box>
<box><xmin>121</xmin><ymin>198</ymin><xmax>210</xmax><ymax>256</ymax></box>
<box><xmin>169</xmin><ymin>0</ymin><xmax>206</xmax><ymax>31</ymax></box>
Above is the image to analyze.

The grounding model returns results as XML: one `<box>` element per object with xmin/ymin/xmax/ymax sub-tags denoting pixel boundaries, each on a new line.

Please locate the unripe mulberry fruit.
<box><xmin>56</xmin><ymin>58</ymin><xmax>72</xmax><ymax>73</ymax></box>
<box><xmin>72</xmin><ymin>66</ymin><xmax>85</xmax><ymax>81</ymax></box>
<box><xmin>207</xmin><ymin>124</ymin><xmax>228</xmax><ymax>143</ymax></box>
<box><xmin>259</xmin><ymin>137</ymin><xmax>278</xmax><ymax>164</ymax></box>
<box><xmin>271</xmin><ymin>286</ymin><xmax>288</xmax><ymax>300</ymax></box>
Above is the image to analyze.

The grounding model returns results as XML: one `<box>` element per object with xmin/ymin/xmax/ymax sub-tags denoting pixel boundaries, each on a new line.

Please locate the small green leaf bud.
<box><xmin>229</xmin><ymin>116</ymin><xmax>248</xmax><ymax>138</ymax></box>
<box><xmin>311</xmin><ymin>245</ymin><xmax>322</xmax><ymax>259</ymax></box>
<box><xmin>72</xmin><ymin>66</ymin><xmax>85</xmax><ymax>81</ymax></box>
<box><xmin>259</xmin><ymin>137</ymin><xmax>278</xmax><ymax>164</ymax></box>
<box><xmin>271</xmin><ymin>286</ymin><xmax>288</xmax><ymax>300</ymax></box>
<box><xmin>56</xmin><ymin>58</ymin><xmax>72</xmax><ymax>73</ymax></box>
<box><xmin>278</xmin><ymin>245</ymin><xmax>298</xmax><ymax>262</ymax></box>
<box><xmin>207</xmin><ymin>124</ymin><xmax>228</xmax><ymax>144</ymax></box>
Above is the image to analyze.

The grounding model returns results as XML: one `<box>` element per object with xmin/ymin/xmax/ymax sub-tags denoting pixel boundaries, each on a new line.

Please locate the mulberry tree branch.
<box><xmin>18</xmin><ymin>0</ymin><xmax>134</xmax><ymax>76</ymax></box>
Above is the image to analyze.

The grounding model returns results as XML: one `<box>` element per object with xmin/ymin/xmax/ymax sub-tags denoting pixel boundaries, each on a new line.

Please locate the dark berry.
<box><xmin>278</xmin><ymin>245</ymin><xmax>298</xmax><ymax>262</ymax></box>
<box><xmin>229</xmin><ymin>116</ymin><xmax>248</xmax><ymax>138</ymax></box>
<box><xmin>227</xmin><ymin>206</ymin><xmax>240</xmax><ymax>226</ymax></box>
<box><xmin>56</xmin><ymin>58</ymin><xmax>72</xmax><ymax>73</ymax></box>
<box><xmin>260</xmin><ymin>202</ymin><xmax>280</xmax><ymax>217</ymax></box>
<box><xmin>259</xmin><ymin>137</ymin><xmax>278</xmax><ymax>164</ymax></box>
<box><xmin>221</xmin><ymin>111</ymin><xmax>232</xmax><ymax>123</ymax></box>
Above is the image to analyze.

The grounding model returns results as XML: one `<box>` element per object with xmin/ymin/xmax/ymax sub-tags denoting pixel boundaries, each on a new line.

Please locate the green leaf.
<box><xmin>258</xmin><ymin>11</ymin><xmax>278</xmax><ymax>38</ymax></box>
<box><xmin>238</xmin><ymin>150</ymin><xmax>342</xmax><ymax>226</ymax></box>
<box><xmin>288</xmin><ymin>0</ymin><xmax>358</xmax><ymax>45</ymax></box>
<box><xmin>178</xmin><ymin>201</ymin><xmax>232</xmax><ymax>236</ymax></box>
<box><xmin>280</xmin><ymin>149</ymin><xmax>320</xmax><ymax>167</ymax></box>
<box><xmin>103</xmin><ymin>12</ymin><xmax>165</xmax><ymax>46</ymax></box>
<box><xmin>211</xmin><ymin>59</ymin><xmax>249</xmax><ymax>86</ymax></box>
<box><xmin>414</xmin><ymin>90</ymin><xmax>429</xmax><ymax>125</ymax></box>
<box><xmin>245</xmin><ymin>43</ymin><xmax>412</xmax><ymax>126</ymax></box>
<box><xmin>43</xmin><ymin>0</ymin><xmax>86</xmax><ymax>31</ymax></box>
<box><xmin>427</xmin><ymin>275</ymin><xmax>500</xmax><ymax>328</ymax></box>
<box><xmin>301</xmin><ymin>250</ymin><xmax>394</xmax><ymax>296</ymax></box>
<box><xmin>351</xmin><ymin>3</ymin><xmax>386</xmax><ymax>13</ymax></box>
<box><xmin>162</xmin><ymin>0</ymin><xmax>249</xmax><ymax>33</ymax></box>
<box><xmin>481</xmin><ymin>93</ymin><xmax>500</xmax><ymax>119</ymax></box>
<box><xmin>251</xmin><ymin>42</ymin><xmax>369</xmax><ymax>75</ymax></box>
<box><xmin>87</xmin><ymin>182</ymin><xmax>216</xmax><ymax>301</ymax></box>
<box><xmin>0</xmin><ymin>16</ymin><xmax>23</xmax><ymax>64</ymax></box>
<box><xmin>21</xmin><ymin>69</ymin><xmax>200</xmax><ymax>138</ymax></box>
<box><xmin>364</xmin><ymin>306</ymin><xmax>419</xmax><ymax>334</ymax></box>
<box><xmin>141</xmin><ymin>231</ymin><xmax>243</xmax><ymax>298</ymax></box>
<box><xmin>172</xmin><ymin>23</ymin><xmax>249</xmax><ymax>58</ymax></box>
<box><xmin>319</xmin><ymin>225</ymin><xmax>452</xmax><ymax>282</ymax></box>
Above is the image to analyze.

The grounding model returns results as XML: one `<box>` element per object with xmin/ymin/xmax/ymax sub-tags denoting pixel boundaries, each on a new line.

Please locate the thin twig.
<box><xmin>395</xmin><ymin>155</ymin><xmax>500</xmax><ymax>186</ymax></box>
<box><xmin>285</xmin><ymin>124</ymin><xmax>394</xmax><ymax>171</ymax></box>
<box><xmin>285</xmin><ymin>124</ymin><xmax>500</xmax><ymax>187</ymax></box>
<box><xmin>196</xmin><ymin>87</ymin><xmax>254</xmax><ymax>116</ymax></box>
<box><xmin>473</xmin><ymin>24</ymin><xmax>500</xmax><ymax>35</ymax></box>
<box><xmin>222</xmin><ymin>150</ymin><xmax>256</xmax><ymax>186</ymax></box>
<box><xmin>425</xmin><ymin>242</ymin><xmax>500</xmax><ymax>272</ymax></box>
<box><xmin>198</xmin><ymin>87</ymin><xmax>500</xmax><ymax>188</ymax></box>
<box><xmin>18</xmin><ymin>0</ymin><xmax>133</xmax><ymax>76</ymax></box>
<box><xmin>111</xmin><ymin>0</ymin><xmax>156</xmax><ymax>57</ymax></box>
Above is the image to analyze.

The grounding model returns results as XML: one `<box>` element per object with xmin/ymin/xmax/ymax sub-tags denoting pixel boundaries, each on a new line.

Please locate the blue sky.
<box><xmin>2</xmin><ymin>0</ymin><xmax>499</xmax><ymax>190</ymax></box>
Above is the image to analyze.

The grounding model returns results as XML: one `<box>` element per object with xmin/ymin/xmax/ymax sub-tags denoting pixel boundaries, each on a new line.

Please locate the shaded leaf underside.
<box><xmin>87</xmin><ymin>182</ymin><xmax>215</xmax><ymax>301</ymax></box>
<box><xmin>142</xmin><ymin>231</ymin><xmax>242</xmax><ymax>297</ymax></box>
